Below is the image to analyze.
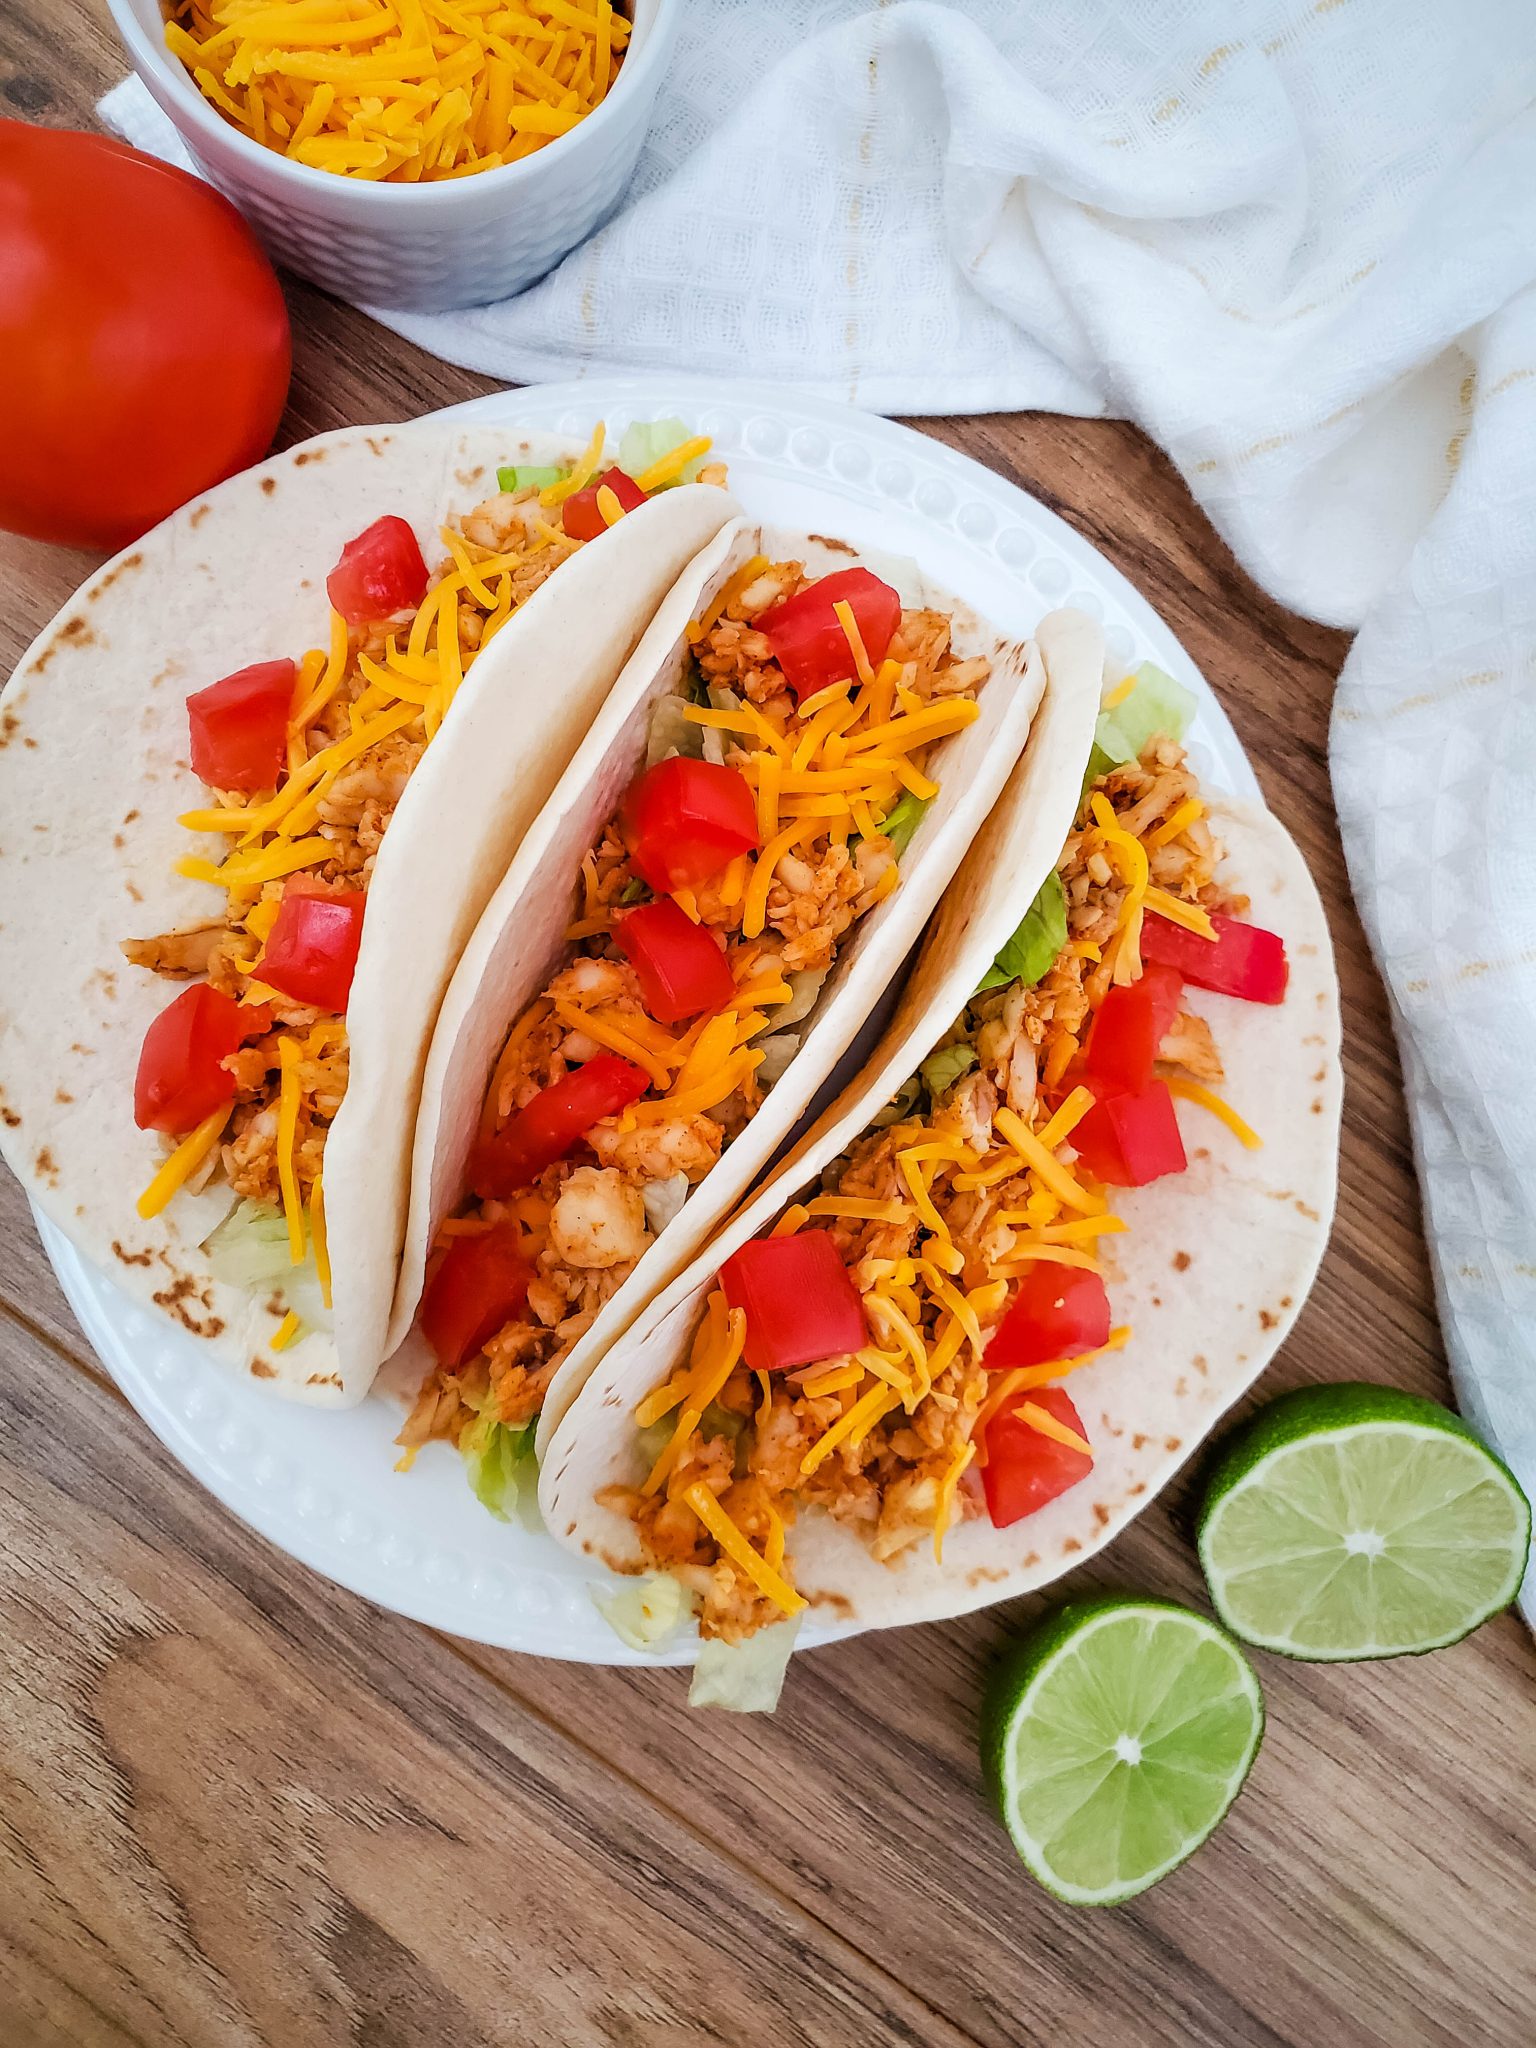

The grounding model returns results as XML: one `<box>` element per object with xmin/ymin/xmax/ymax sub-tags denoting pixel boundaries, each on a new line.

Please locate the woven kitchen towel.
<box><xmin>103</xmin><ymin>0</ymin><xmax>1536</xmax><ymax>1607</ymax></box>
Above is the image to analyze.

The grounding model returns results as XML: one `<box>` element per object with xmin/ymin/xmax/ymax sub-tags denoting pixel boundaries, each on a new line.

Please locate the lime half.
<box><xmin>1197</xmin><ymin>1383</ymin><xmax>1531</xmax><ymax>1661</ymax></box>
<box><xmin>981</xmin><ymin>1597</ymin><xmax>1264</xmax><ymax>1907</ymax></box>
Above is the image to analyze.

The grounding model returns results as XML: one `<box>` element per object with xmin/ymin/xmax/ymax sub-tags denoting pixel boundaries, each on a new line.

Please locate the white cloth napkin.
<box><xmin>102</xmin><ymin>0</ymin><xmax>1536</xmax><ymax>1606</ymax></box>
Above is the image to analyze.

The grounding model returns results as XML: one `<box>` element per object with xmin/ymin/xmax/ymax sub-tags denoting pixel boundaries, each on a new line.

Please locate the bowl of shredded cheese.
<box><xmin>106</xmin><ymin>0</ymin><xmax>675</xmax><ymax>310</ymax></box>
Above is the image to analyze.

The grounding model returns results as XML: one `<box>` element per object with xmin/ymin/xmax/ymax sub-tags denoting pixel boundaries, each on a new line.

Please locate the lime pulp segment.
<box><xmin>983</xmin><ymin>1597</ymin><xmax>1264</xmax><ymax>1908</ymax></box>
<box><xmin>1198</xmin><ymin>1390</ymin><xmax>1530</xmax><ymax>1661</ymax></box>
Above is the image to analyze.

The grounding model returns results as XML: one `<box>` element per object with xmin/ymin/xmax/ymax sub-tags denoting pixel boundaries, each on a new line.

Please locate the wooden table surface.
<box><xmin>4</xmin><ymin>11</ymin><xmax>1534</xmax><ymax>2046</ymax></box>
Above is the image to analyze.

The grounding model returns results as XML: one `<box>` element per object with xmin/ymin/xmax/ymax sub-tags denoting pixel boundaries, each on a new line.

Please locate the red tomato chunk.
<box><xmin>719</xmin><ymin>1230</ymin><xmax>868</xmax><ymax>1374</ymax></box>
<box><xmin>469</xmin><ymin>1054</ymin><xmax>650</xmax><ymax>1199</ymax></box>
<box><xmin>1141</xmin><ymin>910</ymin><xmax>1288</xmax><ymax>1005</ymax></box>
<box><xmin>421</xmin><ymin>1225</ymin><xmax>533</xmax><ymax>1371</ymax></box>
<box><xmin>325</xmin><ymin>514</ymin><xmax>428</xmax><ymax>626</ymax></box>
<box><xmin>1069</xmin><ymin>1080</ymin><xmax>1187</xmax><ymax>1188</ymax></box>
<box><xmin>623</xmin><ymin>756</ymin><xmax>760</xmax><ymax>894</ymax></box>
<box><xmin>616</xmin><ymin>897</ymin><xmax>734</xmax><ymax>1023</ymax></box>
<box><xmin>258</xmin><ymin>889</ymin><xmax>365</xmax><ymax>1015</ymax></box>
<box><xmin>186</xmin><ymin>658</ymin><xmax>294</xmax><ymax>793</ymax></box>
<box><xmin>562</xmin><ymin>467</ymin><xmax>648</xmax><ymax>541</ymax></box>
<box><xmin>756</xmin><ymin>567</ymin><xmax>901</xmax><ymax>702</ymax></box>
<box><xmin>133</xmin><ymin>983</ymin><xmax>250</xmax><ymax>1134</ymax></box>
<box><xmin>985</xmin><ymin>1264</ymin><xmax>1111</xmax><ymax>1373</ymax></box>
<box><xmin>981</xmin><ymin>1386</ymin><xmax>1093</xmax><ymax>1528</ymax></box>
<box><xmin>1080</xmin><ymin>961</ymin><xmax>1183</xmax><ymax>1099</ymax></box>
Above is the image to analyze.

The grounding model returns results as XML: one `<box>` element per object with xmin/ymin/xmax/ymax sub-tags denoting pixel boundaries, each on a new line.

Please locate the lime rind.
<box><xmin>1197</xmin><ymin>1385</ymin><xmax>1531</xmax><ymax>1662</ymax></box>
<box><xmin>982</xmin><ymin>1596</ymin><xmax>1264</xmax><ymax>1907</ymax></box>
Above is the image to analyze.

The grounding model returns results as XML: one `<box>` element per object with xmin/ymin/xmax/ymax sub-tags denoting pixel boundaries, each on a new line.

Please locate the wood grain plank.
<box><xmin>2</xmin><ymin>6</ymin><xmax>1530</xmax><ymax>2043</ymax></box>
<box><xmin>457</xmin><ymin>1482</ymin><xmax>1536</xmax><ymax>2048</ymax></box>
<box><xmin>0</xmin><ymin>1309</ymin><xmax>981</xmax><ymax>2048</ymax></box>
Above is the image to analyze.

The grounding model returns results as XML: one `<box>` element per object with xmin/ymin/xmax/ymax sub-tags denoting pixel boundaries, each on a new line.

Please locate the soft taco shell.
<box><xmin>541</xmin><ymin>613</ymin><xmax>1342</xmax><ymax>1635</ymax></box>
<box><xmin>386</xmin><ymin>523</ymin><xmax>1053</xmax><ymax>1451</ymax></box>
<box><xmin>0</xmin><ymin>417</ymin><xmax>737</xmax><ymax>1405</ymax></box>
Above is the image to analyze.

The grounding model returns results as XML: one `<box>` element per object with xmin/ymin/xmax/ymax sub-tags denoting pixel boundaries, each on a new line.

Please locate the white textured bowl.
<box><xmin>104</xmin><ymin>0</ymin><xmax>675</xmax><ymax>311</ymax></box>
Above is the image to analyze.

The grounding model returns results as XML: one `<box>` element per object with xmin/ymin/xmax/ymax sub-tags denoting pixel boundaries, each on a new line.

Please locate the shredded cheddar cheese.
<box><xmin>1015</xmin><ymin>1400</ymin><xmax>1094</xmax><ymax>1459</ymax></box>
<box><xmin>681</xmin><ymin>1483</ymin><xmax>806</xmax><ymax>1617</ymax></box>
<box><xmin>136</xmin><ymin>1106</ymin><xmax>231</xmax><ymax>1220</ymax></box>
<box><xmin>275</xmin><ymin>1038</ymin><xmax>307</xmax><ymax>1263</ymax></box>
<box><xmin>1165</xmin><ymin>1077</ymin><xmax>1263</xmax><ymax>1149</ymax></box>
<box><xmin>932</xmin><ymin>1441</ymin><xmax>976</xmax><ymax>1562</ymax></box>
<box><xmin>165</xmin><ymin>0</ymin><xmax>632</xmax><ymax>183</ymax></box>
<box><xmin>309</xmin><ymin>1174</ymin><xmax>332</xmax><ymax>1309</ymax></box>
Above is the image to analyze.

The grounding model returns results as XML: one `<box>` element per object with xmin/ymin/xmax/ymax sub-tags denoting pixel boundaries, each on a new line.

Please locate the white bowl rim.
<box><xmin>104</xmin><ymin>0</ymin><xmax>669</xmax><ymax>208</ymax></box>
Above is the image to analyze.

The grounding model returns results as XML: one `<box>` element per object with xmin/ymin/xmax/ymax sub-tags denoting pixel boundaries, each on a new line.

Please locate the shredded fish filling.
<box><xmin>604</xmin><ymin>737</ymin><xmax>1247</xmax><ymax>1643</ymax></box>
<box><xmin>124</xmin><ymin>471</ymin><xmax>669</xmax><ymax>1249</ymax></box>
<box><xmin>400</xmin><ymin>566</ymin><xmax>988</xmax><ymax>1449</ymax></box>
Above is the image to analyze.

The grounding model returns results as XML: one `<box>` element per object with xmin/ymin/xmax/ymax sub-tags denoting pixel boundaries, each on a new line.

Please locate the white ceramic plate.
<box><xmin>38</xmin><ymin>378</ymin><xmax>1259</xmax><ymax>1663</ymax></box>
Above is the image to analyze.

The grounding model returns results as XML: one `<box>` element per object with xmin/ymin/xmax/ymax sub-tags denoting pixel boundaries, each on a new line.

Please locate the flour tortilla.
<box><xmin>386</xmin><ymin>524</ymin><xmax>1053</xmax><ymax>1451</ymax></box>
<box><xmin>0</xmin><ymin>417</ymin><xmax>738</xmax><ymax>1405</ymax></box>
<box><xmin>541</xmin><ymin>612</ymin><xmax>1343</xmax><ymax>1633</ymax></box>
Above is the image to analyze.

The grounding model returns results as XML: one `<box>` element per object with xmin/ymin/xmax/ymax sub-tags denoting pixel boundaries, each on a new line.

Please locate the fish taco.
<box><xmin>539</xmin><ymin>618</ymin><xmax>1342</xmax><ymax>1707</ymax></box>
<box><xmin>388</xmin><ymin>531</ymin><xmax>1080</xmax><ymax>1510</ymax></box>
<box><xmin>0</xmin><ymin>416</ymin><xmax>738</xmax><ymax>1403</ymax></box>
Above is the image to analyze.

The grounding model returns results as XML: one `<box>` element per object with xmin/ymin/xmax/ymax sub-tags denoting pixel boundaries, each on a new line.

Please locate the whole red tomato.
<box><xmin>0</xmin><ymin>122</ymin><xmax>291</xmax><ymax>551</ymax></box>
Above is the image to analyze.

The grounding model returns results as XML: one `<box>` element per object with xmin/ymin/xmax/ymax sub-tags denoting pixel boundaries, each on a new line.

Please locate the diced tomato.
<box><xmin>985</xmin><ymin>1264</ymin><xmax>1111</xmax><ymax>1373</ymax></box>
<box><xmin>614</xmin><ymin>897</ymin><xmax>734</xmax><ymax>1023</ymax></box>
<box><xmin>981</xmin><ymin>1386</ymin><xmax>1093</xmax><ymax>1528</ymax></box>
<box><xmin>186</xmin><ymin>658</ymin><xmax>294</xmax><ymax>792</ymax></box>
<box><xmin>561</xmin><ymin>466</ymin><xmax>648</xmax><ymax>542</ymax></box>
<box><xmin>420</xmin><ymin>1225</ymin><xmax>533</xmax><ymax>1371</ymax></box>
<box><xmin>133</xmin><ymin>983</ymin><xmax>249</xmax><ymax>1134</ymax></box>
<box><xmin>756</xmin><ymin>567</ymin><xmax>902</xmax><ymax>702</ymax></box>
<box><xmin>469</xmin><ymin>1054</ymin><xmax>650</xmax><ymax>1199</ymax></box>
<box><xmin>1141</xmin><ymin>910</ymin><xmax>1288</xmax><ymax>1005</ymax></box>
<box><xmin>623</xmin><ymin>756</ymin><xmax>760</xmax><ymax>894</ymax></box>
<box><xmin>720</xmin><ymin>1229</ymin><xmax>868</xmax><ymax>1374</ymax></box>
<box><xmin>1080</xmin><ymin>962</ymin><xmax>1183</xmax><ymax>1098</ymax></box>
<box><xmin>1069</xmin><ymin>1080</ymin><xmax>1187</xmax><ymax>1188</ymax></box>
<box><xmin>324</xmin><ymin>514</ymin><xmax>429</xmax><ymax>626</ymax></box>
<box><xmin>258</xmin><ymin>888</ymin><xmax>365</xmax><ymax>1015</ymax></box>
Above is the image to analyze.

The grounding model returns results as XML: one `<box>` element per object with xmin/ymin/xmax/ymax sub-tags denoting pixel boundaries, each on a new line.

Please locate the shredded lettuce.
<box><xmin>496</xmin><ymin>463</ymin><xmax>565</xmax><ymax>494</ymax></box>
<box><xmin>879</xmin><ymin>792</ymin><xmax>929</xmax><ymax>857</ymax></box>
<box><xmin>617</xmin><ymin>418</ymin><xmax>706</xmax><ymax>486</ymax></box>
<box><xmin>1087</xmin><ymin>661</ymin><xmax>1198</xmax><ymax>787</ymax></box>
<box><xmin>871</xmin><ymin>1074</ymin><xmax>923</xmax><ymax>1128</ymax></box>
<box><xmin>635</xmin><ymin>1417</ymin><xmax>674</xmax><ymax>1473</ymax></box>
<box><xmin>754</xmin><ymin>1029</ymin><xmax>801</xmax><ymax>1087</ymax></box>
<box><xmin>689</xmin><ymin>1616</ymin><xmax>802</xmax><ymax>1712</ymax></box>
<box><xmin>619</xmin><ymin>877</ymin><xmax>648</xmax><ymax>905</ymax></box>
<box><xmin>593</xmin><ymin>1572</ymin><xmax>689</xmax><ymax>1652</ymax></box>
<box><xmin>920</xmin><ymin>1041</ymin><xmax>977</xmax><ymax>1099</ymax></box>
<box><xmin>975</xmin><ymin>869</ymin><xmax>1068</xmax><ymax>996</ymax></box>
<box><xmin>202</xmin><ymin>1198</ymin><xmax>329</xmax><ymax>1326</ymax></box>
<box><xmin>646</xmin><ymin>692</ymin><xmax>707</xmax><ymax>767</ymax></box>
<box><xmin>698</xmin><ymin>1401</ymin><xmax>747</xmax><ymax>1446</ymax></box>
<box><xmin>459</xmin><ymin>1411</ymin><xmax>539</xmax><ymax>1526</ymax></box>
<box><xmin>642</xmin><ymin>1172</ymin><xmax>689</xmax><ymax>1236</ymax></box>
<box><xmin>774</xmin><ymin>966</ymin><xmax>828</xmax><ymax>1030</ymax></box>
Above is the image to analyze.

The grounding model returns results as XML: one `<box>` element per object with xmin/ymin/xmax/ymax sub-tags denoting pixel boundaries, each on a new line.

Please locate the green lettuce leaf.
<box><xmin>975</xmin><ymin>869</ymin><xmax>1068</xmax><ymax>996</ymax></box>
<box><xmin>593</xmin><ymin>1573</ymin><xmax>689</xmax><ymax>1652</ymax></box>
<box><xmin>689</xmin><ymin>1616</ymin><xmax>802</xmax><ymax>1712</ymax></box>
<box><xmin>920</xmin><ymin>1041</ymin><xmax>977</xmax><ymax>1100</ymax></box>
<box><xmin>460</xmin><ymin>1412</ymin><xmax>538</xmax><ymax>1524</ymax></box>
<box><xmin>496</xmin><ymin>463</ymin><xmax>566</xmax><ymax>494</ymax></box>
<box><xmin>870</xmin><ymin>1074</ymin><xmax>923</xmax><ymax>1129</ymax></box>
<box><xmin>201</xmin><ymin>1197</ymin><xmax>329</xmax><ymax>1327</ymax></box>
<box><xmin>617</xmin><ymin>418</ymin><xmax>706</xmax><ymax>486</ymax></box>
<box><xmin>878</xmin><ymin>792</ymin><xmax>930</xmax><ymax>858</ymax></box>
<box><xmin>1088</xmin><ymin>662</ymin><xmax>1198</xmax><ymax>789</ymax></box>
